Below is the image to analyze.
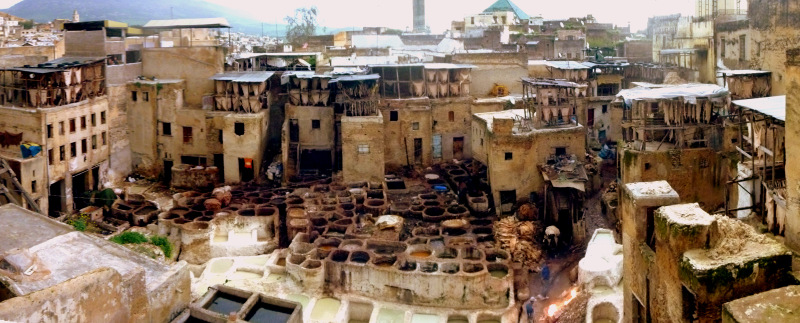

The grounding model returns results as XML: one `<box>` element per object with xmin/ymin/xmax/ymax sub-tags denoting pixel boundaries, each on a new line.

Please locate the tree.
<box><xmin>285</xmin><ymin>6</ymin><xmax>318</xmax><ymax>46</ymax></box>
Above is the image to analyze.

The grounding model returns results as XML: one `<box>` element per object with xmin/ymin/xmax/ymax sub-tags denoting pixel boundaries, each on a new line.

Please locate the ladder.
<box><xmin>0</xmin><ymin>157</ymin><xmax>41</xmax><ymax>213</ymax></box>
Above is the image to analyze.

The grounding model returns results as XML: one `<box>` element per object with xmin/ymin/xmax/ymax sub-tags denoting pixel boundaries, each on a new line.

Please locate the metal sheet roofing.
<box><xmin>732</xmin><ymin>95</ymin><xmax>785</xmax><ymax>122</ymax></box>
<box><xmin>521</xmin><ymin>78</ymin><xmax>585</xmax><ymax>88</ymax></box>
<box><xmin>423</xmin><ymin>63</ymin><xmax>476</xmax><ymax>69</ymax></box>
<box><xmin>209</xmin><ymin>71</ymin><xmax>274</xmax><ymax>83</ymax></box>
<box><xmin>143</xmin><ymin>18</ymin><xmax>231</xmax><ymax>29</ymax></box>
<box><xmin>720</xmin><ymin>70</ymin><xmax>772</xmax><ymax>76</ymax></box>
<box><xmin>617</xmin><ymin>83</ymin><xmax>730</xmax><ymax>105</ymax></box>
<box><xmin>660</xmin><ymin>48</ymin><xmax>699</xmax><ymax>55</ymax></box>
<box><xmin>5</xmin><ymin>56</ymin><xmax>105</xmax><ymax>73</ymax></box>
<box><xmin>331</xmin><ymin>74</ymin><xmax>381</xmax><ymax>82</ymax></box>
<box><xmin>545</xmin><ymin>61</ymin><xmax>589</xmax><ymax>70</ymax></box>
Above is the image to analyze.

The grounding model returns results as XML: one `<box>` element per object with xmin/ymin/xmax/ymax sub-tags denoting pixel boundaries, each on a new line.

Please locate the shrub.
<box><xmin>149</xmin><ymin>235</ymin><xmax>173</xmax><ymax>258</ymax></box>
<box><xmin>68</xmin><ymin>218</ymin><xmax>87</xmax><ymax>231</ymax></box>
<box><xmin>110</xmin><ymin>231</ymin><xmax>148</xmax><ymax>244</ymax></box>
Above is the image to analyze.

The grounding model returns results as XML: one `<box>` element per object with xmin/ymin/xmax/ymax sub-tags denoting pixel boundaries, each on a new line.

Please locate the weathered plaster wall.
<box><xmin>64</xmin><ymin>30</ymin><xmax>106</xmax><ymax>56</ymax></box>
<box><xmin>106</xmin><ymin>85</ymin><xmax>132</xmax><ymax>185</ymax></box>
<box><xmin>0</xmin><ymin>43</ymin><xmax>63</xmax><ymax>68</ymax></box>
<box><xmin>0</xmin><ymin>268</ymin><xmax>130</xmax><ymax>323</ymax></box>
<box><xmin>142</xmin><ymin>47</ymin><xmax>223</xmax><ymax>107</ymax></box>
<box><xmin>381</xmin><ymin>99</ymin><xmax>433</xmax><ymax>170</ymax></box>
<box><xmin>450</xmin><ymin>52</ymin><xmax>528</xmax><ymax>95</ymax></box>
<box><xmin>431</xmin><ymin>97</ymin><xmax>473</xmax><ymax>162</ymax></box>
<box><xmin>784</xmin><ymin>48</ymin><xmax>800</xmax><ymax>250</ymax></box>
<box><xmin>285</xmin><ymin>105</ymin><xmax>335</xmax><ymax>149</ymax></box>
<box><xmin>221</xmin><ymin>111</ymin><xmax>269</xmax><ymax>183</ymax></box>
<box><xmin>342</xmin><ymin>114</ymin><xmax>385</xmax><ymax>183</ymax></box>
<box><xmin>127</xmin><ymin>81</ymin><xmax>184</xmax><ymax>178</ymax></box>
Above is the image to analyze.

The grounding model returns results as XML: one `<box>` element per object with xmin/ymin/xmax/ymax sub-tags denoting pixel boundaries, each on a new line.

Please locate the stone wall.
<box><xmin>784</xmin><ymin>48</ymin><xmax>800</xmax><ymax>250</ymax></box>
<box><xmin>142</xmin><ymin>47</ymin><xmax>223</xmax><ymax>107</ymax></box>
<box><xmin>380</xmin><ymin>99</ymin><xmax>433</xmax><ymax>170</ymax></box>
<box><xmin>342</xmin><ymin>114</ymin><xmax>385</xmax><ymax>183</ymax></box>
<box><xmin>450</xmin><ymin>52</ymin><xmax>528</xmax><ymax>95</ymax></box>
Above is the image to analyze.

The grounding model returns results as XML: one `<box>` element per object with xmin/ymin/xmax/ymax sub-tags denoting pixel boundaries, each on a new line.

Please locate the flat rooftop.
<box><xmin>0</xmin><ymin>204</ymin><xmax>71</xmax><ymax>254</ymax></box>
<box><xmin>683</xmin><ymin>215</ymin><xmax>788</xmax><ymax>271</ymax></box>
<box><xmin>723</xmin><ymin>285</ymin><xmax>800</xmax><ymax>323</ymax></box>
<box><xmin>474</xmin><ymin>109</ymin><xmax>582</xmax><ymax>135</ymax></box>
<box><xmin>624</xmin><ymin>181</ymin><xmax>679</xmax><ymax>200</ymax></box>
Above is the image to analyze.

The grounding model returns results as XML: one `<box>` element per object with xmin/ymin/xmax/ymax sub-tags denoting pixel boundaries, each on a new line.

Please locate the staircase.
<box><xmin>0</xmin><ymin>158</ymin><xmax>41</xmax><ymax>213</ymax></box>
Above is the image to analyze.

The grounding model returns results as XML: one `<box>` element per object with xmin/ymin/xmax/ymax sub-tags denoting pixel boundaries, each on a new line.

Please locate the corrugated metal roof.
<box><xmin>720</xmin><ymin>70</ymin><xmax>771</xmax><ymax>76</ymax></box>
<box><xmin>732</xmin><ymin>96</ymin><xmax>785</xmax><ymax>122</ymax></box>
<box><xmin>4</xmin><ymin>56</ymin><xmax>105</xmax><ymax>73</ymax></box>
<box><xmin>331</xmin><ymin>74</ymin><xmax>381</xmax><ymax>82</ymax></box>
<box><xmin>209</xmin><ymin>71</ymin><xmax>274</xmax><ymax>83</ymax></box>
<box><xmin>545</xmin><ymin>61</ymin><xmax>589</xmax><ymax>70</ymax></box>
<box><xmin>143</xmin><ymin>18</ymin><xmax>231</xmax><ymax>29</ymax></box>
<box><xmin>423</xmin><ymin>63</ymin><xmax>476</xmax><ymax>69</ymax></box>
<box><xmin>521</xmin><ymin>78</ymin><xmax>585</xmax><ymax>88</ymax></box>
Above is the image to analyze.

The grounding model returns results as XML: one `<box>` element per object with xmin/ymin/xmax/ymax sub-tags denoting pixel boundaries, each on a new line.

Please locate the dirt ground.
<box><xmin>522</xmin><ymin>159</ymin><xmax>617</xmax><ymax>323</ymax></box>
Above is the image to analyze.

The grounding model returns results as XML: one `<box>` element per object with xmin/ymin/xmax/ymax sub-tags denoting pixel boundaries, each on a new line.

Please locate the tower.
<box><xmin>72</xmin><ymin>9</ymin><xmax>79</xmax><ymax>23</ymax></box>
<box><xmin>412</xmin><ymin>0</ymin><xmax>425</xmax><ymax>33</ymax></box>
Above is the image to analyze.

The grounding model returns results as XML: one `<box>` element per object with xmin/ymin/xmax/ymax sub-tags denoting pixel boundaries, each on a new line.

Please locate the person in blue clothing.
<box><xmin>523</xmin><ymin>297</ymin><xmax>535</xmax><ymax>323</ymax></box>
<box><xmin>540</xmin><ymin>263</ymin><xmax>551</xmax><ymax>299</ymax></box>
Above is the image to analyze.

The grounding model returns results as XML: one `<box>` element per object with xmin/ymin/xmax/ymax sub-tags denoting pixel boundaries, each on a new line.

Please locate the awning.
<box><xmin>732</xmin><ymin>95</ymin><xmax>785</xmax><ymax>122</ymax></box>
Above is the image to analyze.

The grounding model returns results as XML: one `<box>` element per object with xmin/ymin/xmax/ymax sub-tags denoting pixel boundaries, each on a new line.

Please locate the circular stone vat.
<box><xmin>592</xmin><ymin>302</ymin><xmax>620</xmax><ymax>323</ymax></box>
<box><xmin>330</xmin><ymin>250</ymin><xmax>350</xmax><ymax>262</ymax></box>
<box><xmin>471</xmin><ymin>219</ymin><xmax>492</xmax><ymax>226</ymax></box>
<box><xmin>419</xmin><ymin>262</ymin><xmax>438</xmax><ymax>273</ymax></box>
<box><xmin>448</xmin><ymin>169</ymin><xmax>467</xmax><ymax>176</ymax></box>
<box><xmin>316</xmin><ymin>238</ymin><xmax>341</xmax><ymax>250</ymax></box>
<box><xmin>338</xmin><ymin>203</ymin><xmax>355</xmax><ymax>212</ymax></box>
<box><xmin>441</xmin><ymin>263</ymin><xmax>460</xmax><ymax>274</ymax></box>
<box><xmin>419</xmin><ymin>193</ymin><xmax>437</xmax><ymax>200</ymax></box>
<box><xmin>339</xmin><ymin>239</ymin><xmax>363</xmax><ymax>251</ymax></box>
<box><xmin>310</xmin><ymin>217</ymin><xmax>328</xmax><ymax>227</ymax></box>
<box><xmin>302</xmin><ymin>259</ymin><xmax>322</xmax><ymax>269</ymax></box>
<box><xmin>436</xmin><ymin>247</ymin><xmax>458</xmax><ymax>259</ymax></box>
<box><xmin>173</xmin><ymin>218</ymin><xmax>190</xmax><ymax>225</ymax></box>
<box><xmin>485</xmin><ymin>250</ymin><xmax>510</xmax><ymax>262</ymax></box>
<box><xmin>406</xmin><ymin>237</ymin><xmax>428</xmax><ymax>245</ymax></box>
<box><xmin>426</xmin><ymin>178</ymin><xmax>446</xmax><ymax>186</ymax></box>
<box><xmin>372</xmin><ymin>255</ymin><xmax>397</xmax><ymax>268</ymax></box>
<box><xmin>196</xmin><ymin>216</ymin><xmax>214</xmax><ymax>222</ymax></box>
<box><xmin>184</xmin><ymin>211</ymin><xmax>203</xmax><ymax>220</ymax></box>
<box><xmin>423</xmin><ymin>207</ymin><xmax>445</xmax><ymax>217</ymax></box>
<box><xmin>487</xmin><ymin>263</ymin><xmax>509</xmax><ymax>278</ymax></box>
<box><xmin>237</xmin><ymin>208</ymin><xmax>256</xmax><ymax>217</ymax></box>
<box><xmin>408</xmin><ymin>245</ymin><xmax>433</xmax><ymax>258</ymax></box>
<box><xmin>256</xmin><ymin>206</ymin><xmax>277</xmax><ymax>216</ymax></box>
<box><xmin>397</xmin><ymin>259</ymin><xmax>417</xmax><ymax>271</ymax></box>
<box><xmin>446</xmin><ymin>205</ymin><xmax>468</xmax><ymax>215</ymax></box>
<box><xmin>185</xmin><ymin>222</ymin><xmax>210</xmax><ymax>231</ymax></box>
<box><xmin>412</xmin><ymin>227</ymin><xmax>439</xmax><ymax>237</ymax></box>
<box><xmin>365</xmin><ymin>199</ymin><xmax>385</xmax><ymax>207</ymax></box>
<box><xmin>423</xmin><ymin>200</ymin><xmax>440</xmax><ymax>207</ymax></box>
<box><xmin>472</xmin><ymin>226</ymin><xmax>493</xmax><ymax>235</ymax></box>
<box><xmin>461</xmin><ymin>247</ymin><xmax>484</xmax><ymax>260</ymax></box>
<box><xmin>443</xmin><ymin>227</ymin><xmax>466</xmax><ymax>236</ymax></box>
<box><xmin>288</xmin><ymin>254</ymin><xmax>306</xmax><ymax>265</ymax></box>
<box><xmin>350</xmin><ymin>251</ymin><xmax>370</xmax><ymax>264</ymax></box>
<box><xmin>163</xmin><ymin>213</ymin><xmax>180</xmax><ymax>220</ymax></box>
<box><xmin>287</xmin><ymin>207</ymin><xmax>305</xmax><ymax>219</ymax></box>
<box><xmin>462</xmin><ymin>263</ymin><xmax>485</xmax><ymax>274</ymax></box>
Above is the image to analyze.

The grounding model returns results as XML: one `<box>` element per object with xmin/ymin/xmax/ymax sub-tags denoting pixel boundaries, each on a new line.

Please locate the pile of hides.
<box><xmin>495</xmin><ymin>216</ymin><xmax>542</xmax><ymax>268</ymax></box>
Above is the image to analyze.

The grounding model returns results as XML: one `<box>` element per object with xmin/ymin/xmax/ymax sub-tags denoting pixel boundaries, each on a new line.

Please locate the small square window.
<box><xmin>70</xmin><ymin>142</ymin><xmax>76</xmax><ymax>157</ymax></box>
<box><xmin>412</xmin><ymin>122</ymin><xmax>420</xmax><ymax>130</ymax></box>
<box><xmin>162</xmin><ymin>122</ymin><xmax>172</xmax><ymax>136</ymax></box>
<box><xmin>102</xmin><ymin>132</ymin><xmax>107</xmax><ymax>146</ymax></box>
<box><xmin>81</xmin><ymin>139</ymin><xmax>87</xmax><ymax>154</ymax></box>
<box><xmin>46</xmin><ymin>124</ymin><xmax>53</xmax><ymax>138</ymax></box>
<box><xmin>312</xmin><ymin>119</ymin><xmax>320</xmax><ymax>129</ymax></box>
<box><xmin>234</xmin><ymin>122</ymin><xmax>245</xmax><ymax>136</ymax></box>
<box><xmin>91</xmin><ymin>113</ymin><xmax>96</xmax><ymax>126</ymax></box>
<box><xmin>31</xmin><ymin>180</ymin><xmax>36</xmax><ymax>193</ymax></box>
<box><xmin>69</xmin><ymin>118</ymin><xmax>76</xmax><ymax>133</ymax></box>
<box><xmin>131</xmin><ymin>91</ymin><xmax>137</xmax><ymax>101</ymax></box>
<box><xmin>602</xmin><ymin>104</ymin><xmax>608</xmax><ymax>113</ymax></box>
<box><xmin>101</xmin><ymin>111</ymin><xmax>106</xmax><ymax>124</ymax></box>
<box><xmin>80</xmin><ymin>116</ymin><xmax>86</xmax><ymax>130</ymax></box>
<box><xmin>92</xmin><ymin>135</ymin><xmax>97</xmax><ymax>149</ymax></box>
<box><xmin>448</xmin><ymin>111</ymin><xmax>455</xmax><ymax>122</ymax></box>
<box><xmin>358</xmin><ymin>144</ymin><xmax>369</xmax><ymax>154</ymax></box>
<box><xmin>182</xmin><ymin>127</ymin><xmax>192</xmax><ymax>143</ymax></box>
<box><xmin>143</xmin><ymin>92</ymin><xmax>149</xmax><ymax>102</ymax></box>
<box><xmin>480</xmin><ymin>138</ymin><xmax>484</xmax><ymax>146</ymax></box>
<box><xmin>555</xmin><ymin>147</ymin><xmax>567</xmax><ymax>156</ymax></box>
<box><xmin>390</xmin><ymin>111</ymin><xmax>398</xmax><ymax>121</ymax></box>
<box><xmin>218</xmin><ymin>130</ymin><xmax>223</xmax><ymax>143</ymax></box>
<box><xmin>505</xmin><ymin>152</ymin><xmax>513</xmax><ymax>160</ymax></box>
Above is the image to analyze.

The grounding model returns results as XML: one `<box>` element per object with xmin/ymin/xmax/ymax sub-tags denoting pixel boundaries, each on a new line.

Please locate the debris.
<box><xmin>495</xmin><ymin>217</ymin><xmax>543</xmax><ymax>268</ymax></box>
<box><xmin>518</xmin><ymin>203</ymin><xmax>538</xmax><ymax>221</ymax></box>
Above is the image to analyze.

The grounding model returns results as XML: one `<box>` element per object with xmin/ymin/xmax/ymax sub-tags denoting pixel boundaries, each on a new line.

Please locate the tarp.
<box><xmin>616</xmin><ymin>83</ymin><xmax>729</xmax><ymax>106</ymax></box>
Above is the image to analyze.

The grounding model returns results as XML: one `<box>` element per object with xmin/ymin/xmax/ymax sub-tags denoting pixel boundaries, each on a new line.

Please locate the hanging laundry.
<box><xmin>0</xmin><ymin>131</ymin><xmax>23</xmax><ymax>147</ymax></box>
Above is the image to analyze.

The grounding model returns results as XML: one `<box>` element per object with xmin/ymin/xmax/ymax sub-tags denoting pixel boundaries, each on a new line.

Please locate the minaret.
<box><xmin>412</xmin><ymin>0</ymin><xmax>425</xmax><ymax>33</ymax></box>
<box><xmin>72</xmin><ymin>9</ymin><xmax>79</xmax><ymax>23</ymax></box>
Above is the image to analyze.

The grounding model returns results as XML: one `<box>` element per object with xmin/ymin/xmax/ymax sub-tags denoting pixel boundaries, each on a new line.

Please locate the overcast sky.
<box><xmin>0</xmin><ymin>0</ymin><xmax>696</xmax><ymax>32</ymax></box>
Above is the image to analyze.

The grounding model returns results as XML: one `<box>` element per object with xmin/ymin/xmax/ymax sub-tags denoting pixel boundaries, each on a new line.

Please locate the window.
<box><xmin>412</xmin><ymin>122</ymin><xmax>420</xmax><ymax>130</ymax></box>
<box><xmin>234</xmin><ymin>122</ymin><xmax>245</xmax><ymax>135</ymax></box>
<box><xmin>48</xmin><ymin>149</ymin><xmax>53</xmax><ymax>165</ymax></box>
<box><xmin>390</xmin><ymin>110</ymin><xmax>398</xmax><ymax>121</ymax></box>
<box><xmin>739</xmin><ymin>35</ymin><xmax>746</xmax><ymax>61</ymax></box>
<box><xmin>480</xmin><ymin>138</ymin><xmax>484</xmax><ymax>146</ymax></box>
<box><xmin>131</xmin><ymin>91</ymin><xmax>137</xmax><ymax>101</ymax></box>
<box><xmin>80</xmin><ymin>116</ymin><xmax>86</xmax><ymax>130</ymax></box>
<box><xmin>183</xmin><ymin>127</ymin><xmax>193</xmax><ymax>144</ymax></box>
<box><xmin>646</xmin><ymin>206</ymin><xmax>657</xmax><ymax>250</ymax></box>
<box><xmin>70</xmin><ymin>142</ymin><xmax>76</xmax><ymax>157</ymax></box>
<box><xmin>91</xmin><ymin>113</ymin><xmax>96</xmax><ymax>126</ymax></box>
<box><xmin>471</xmin><ymin>17</ymin><xmax>475</xmax><ymax>24</ymax></box>
<box><xmin>101</xmin><ymin>111</ymin><xmax>106</xmax><ymax>124</ymax></box>
<box><xmin>69</xmin><ymin>118</ymin><xmax>76</xmax><ymax>133</ymax></box>
<box><xmin>181</xmin><ymin>155</ymin><xmax>207</xmax><ymax>166</ymax></box>
<box><xmin>59</xmin><ymin>121</ymin><xmax>64</xmax><ymax>135</ymax></box>
<box><xmin>101</xmin><ymin>132</ymin><xmax>107</xmax><ymax>146</ymax></box>
<box><xmin>505</xmin><ymin>152</ymin><xmax>513</xmax><ymax>160</ymax></box>
<box><xmin>81</xmin><ymin>139</ymin><xmax>87</xmax><ymax>154</ymax></box>
<box><xmin>59</xmin><ymin>145</ymin><xmax>65</xmax><ymax>161</ymax></box>
<box><xmin>143</xmin><ymin>91</ymin><xmax>149</xmax><ymax>102</ymax></box>
<box><xmin>311</xmin><ymin>119</ymin><xmax>320</xmax><ymax>129</ymax></box>
<box><xmin>46</xmin><ymin>124</ymin><xmax>53</xmax><ymax>138</ymax></box>
<box><xmin>31</xmin><ymin>180</ymin><xmax>36</xmax><ymax>193</ymax></box>
<box><xmin>91</xmin><ymin>135</ymin><xmax>97</xmax><ymax>149</ymax></box>
<box><xmin>218</xmin><ymin>130</ymin><xmax>223</xmax><ymax>143</ymax></box>
<box><xmin>555</xmin><ymin>147</ymin><xmax>567</xmax><ymax>156</ymax></box>
<box><xmin>602</xmin><ymin>104</ymin><xmax>608</xmax><ymax>113</ymax></box>
<box><xmin>162</xmin><ymin>122</ymin><xmax>172</xmax><ymax>136</ymax></box>
<box><xmin>448</xmin><ymin>111</ymin><xmax>455</xmax><ymax>122</ymax></box>
<box><xmin>358</xmin><ymin>144</ymin><xmax>369</xmax><ymax>154</ymax></box>
<box><xmin>720</xmin><ymin>37</ymin><xmax>725</xmax><ymax>58</ymax></box>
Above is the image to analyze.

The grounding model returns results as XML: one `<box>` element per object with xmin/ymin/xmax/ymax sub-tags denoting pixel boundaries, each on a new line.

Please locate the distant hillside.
<box><xmin>3</xmin><ymin>0</ymin><xmax>285</xmax><ymax>36</ymax></box>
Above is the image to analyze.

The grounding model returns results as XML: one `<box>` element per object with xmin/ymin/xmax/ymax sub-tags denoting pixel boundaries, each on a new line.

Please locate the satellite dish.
<box><xmin>560</xmin><ymin>22</ymin><xmax>564</xmax><ymax>28</ymax></box>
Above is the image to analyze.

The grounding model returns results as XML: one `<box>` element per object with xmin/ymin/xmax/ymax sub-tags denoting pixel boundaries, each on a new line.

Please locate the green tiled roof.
<box><xmin>482</xmin><ymin>0</ymin><xmax>530</xmax><ymax>20</ymax></box>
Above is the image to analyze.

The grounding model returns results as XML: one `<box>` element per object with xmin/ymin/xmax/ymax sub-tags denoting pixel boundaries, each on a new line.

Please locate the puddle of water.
<box><xmin>229</xmin><ymin>270</ymin><xmax>262</xmax><ymax>280</ymax></box>
<box><xmin>244</xmin><ymin>302</ymin><xmax>294</xmax><ymax>323</ymax></box>
<box><xmin>489</xmin><ymin>270</ymin><xmax>507</xmax><ymax>278</ymax></box>
<box><xmin>265</xmin><ymin>273</ymin><xmax>286</xmax><ymax>283</ymax></box>
<box><xmin>310</xmin><ymin>297</ymin><xmax>341</xmax><ymax>322</ymax></box>
<box><xmin>209</xmin><ymin>259</ymin><xmax>234</xmax><ymax>274</ymax></box>
<box><xmin>285</xmin><ymin>294</ymin><xmax>309</xmax><ymax>309</ymax></box>
<box><xmin>376</xmin><ymin>308</ymin><xmax>405</xmax><ymax>323</ymax></box>
<box><xmin>411</xmin><ymin>313</ymin><xmax>439</xmax><ymax>323</ymax></box>
<box><xmin>244</xmin><ymin>256</ymin><xmax>269</xmax><ymax>266</ymax></box>
<box><xmin>205</xmin><ymin>293</ymin><xmax>247</xmax><ymax>314</ymax></box>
